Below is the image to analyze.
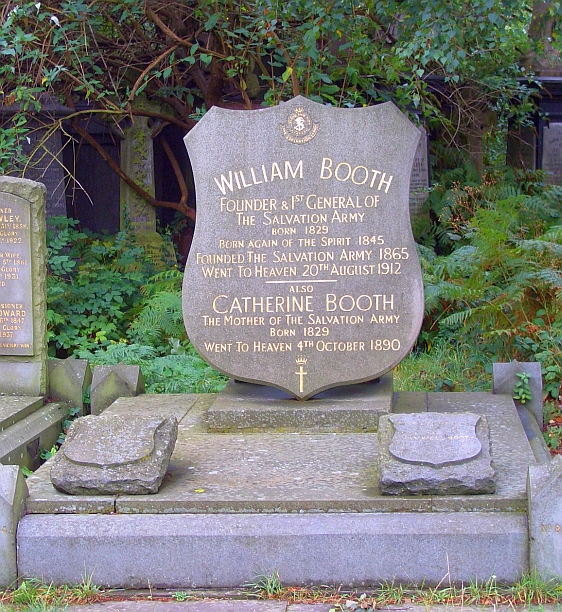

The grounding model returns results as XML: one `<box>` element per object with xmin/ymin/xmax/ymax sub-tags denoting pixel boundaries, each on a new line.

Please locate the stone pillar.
<box><xmin>0</xmin><ymin>177</ymin><xmax>47</xmax><ymax>396</ymax></box>
<box><xmin>120</xmin><ymin>98</ymin><xmax>158</xmax><ymax>234</ymax></box>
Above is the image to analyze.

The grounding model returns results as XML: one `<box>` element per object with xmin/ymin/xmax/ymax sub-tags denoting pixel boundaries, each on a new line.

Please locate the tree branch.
<box><xmin>71</xmin><ymin>116</ymin><xmax>195</xmax><ymax>220</ymax></box>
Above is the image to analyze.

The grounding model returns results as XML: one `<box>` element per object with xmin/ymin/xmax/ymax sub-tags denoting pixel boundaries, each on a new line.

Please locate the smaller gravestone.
<box><xmin>378</xmin><ymin>412</ymin><xmax>495</xmax><ymax>495</ymax></box>
<box><xmin>50</xmin><ymin>415</ymin><xmax>178</xmax><ymax>495</ymax></box>
<box><xmin>528</xmin><ymin>456</ymin><xmax>562</xmax><ymax>579</ymax></box>
<box><xmin>0</xmin><ymin>176</ymin><xmax>47</xmax><ymax>395</ymax></box>
<box><xmin>542</xmin><ymin>123</ymin><xmax>562</xmax><ymax>185</ymax></box>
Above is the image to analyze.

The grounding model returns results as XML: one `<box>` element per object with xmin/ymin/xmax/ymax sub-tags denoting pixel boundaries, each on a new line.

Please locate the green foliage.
<box><xmin>394</xmin><ymin>341</ymin><xmax>490</xmax><ymax>392</ymax></box>
<box><xmin>46</xmin><ymin>216</ymin><xmax>156</xmax><ymax>357</ymax></box>
<box><xmin>513</xmin><ymin>372</ymin><xmax>532</xmax><ymax>404</ymax></box>
<box><xmin>172</xmin><ymin>592</ymin><xmax>194</xmax><ymax>602</ymax></box>
<box><xmin>128</xmin><ymin>269</ymin><xmax>186</xmax><ymax>349</ymax></box>
<box><xmin>77</xmin><ymin>342</ymin><xmax>227</xmax><ymax>394</ymax></box>
<box><xmin>419</xmin><ymin>171</ymin><xmax>562</xmax><ymax>399</ymax></box>
<box><xmin>3</xmin><ymin>576</ymin><xmax>103</xmax><ymax>607</ymax></box>
<box><xmin>243</xmin><ymin>570</ymin><xmax>283</xmax><ymax>599</ymax></box>
<box><xmin>0</xmin><ymin>0</ymin><xmax>552</xmax><ymax>183</ymax></box>
<box><xmin>44</xmin><ymin>217</ymin><xmax>226</xmax><ymax>394</ymax></box>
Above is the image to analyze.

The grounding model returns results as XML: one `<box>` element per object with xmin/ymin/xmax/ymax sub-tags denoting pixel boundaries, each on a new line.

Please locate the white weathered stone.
<box><xmin>50</xmin><ymin>415</ymin><xmax>177</xmax><ymax>495</ymax></box>
<box><xmin>378</xmin><ymin>412</ymin><xmax>495</xmax><ymax>495</ymax></box>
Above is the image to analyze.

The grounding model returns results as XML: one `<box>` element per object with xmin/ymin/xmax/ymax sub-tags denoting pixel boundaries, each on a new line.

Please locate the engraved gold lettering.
<box><xmin>213</xmin><ymin>160</ymin><xmax>303</xmax><ymax>195</ymax></box>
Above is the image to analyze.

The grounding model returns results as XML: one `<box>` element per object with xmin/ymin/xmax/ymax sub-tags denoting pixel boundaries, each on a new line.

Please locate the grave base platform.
<box><xmin>17</xmin><ymin>389</ymin><xmax>542</xmax><ymax>587</ymax></box>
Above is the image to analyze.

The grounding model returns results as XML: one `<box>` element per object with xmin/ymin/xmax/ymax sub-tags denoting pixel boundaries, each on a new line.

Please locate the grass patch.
<box><xmin>0</xmin><ymin>577</ymin><xmax>105</xmax><ymax>609</ymax></box>
<box><xmin>4</xmin><ymin>573</ymin><xmax>562</xmax><ymax>608</ymax></box>
<box><xmin>240</xmin><ymin>570</ymin><xmax>562</xmax><ymax>608</ymax></box>
<box><xmin>394</xmin><ymin>342</ymin><xmax>491</xmax><ymax>393</ymax></box>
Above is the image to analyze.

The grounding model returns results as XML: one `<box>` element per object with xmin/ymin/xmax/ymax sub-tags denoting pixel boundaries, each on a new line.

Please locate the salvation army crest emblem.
<box><xmin>282</xmin><ymin>106</ymin><xmax>319</xmax><ymax>144</ymax></box>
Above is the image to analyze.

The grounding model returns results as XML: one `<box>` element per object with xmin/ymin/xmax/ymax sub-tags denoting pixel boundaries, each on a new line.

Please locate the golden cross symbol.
<box><xmin>295</xmin><ymin>356</ymin><xmax>308</xmax><ymax>393</ymax></box>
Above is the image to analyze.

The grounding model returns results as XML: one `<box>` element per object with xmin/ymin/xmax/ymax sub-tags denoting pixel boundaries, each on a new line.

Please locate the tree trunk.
<box><xmin>523</xmin><ymin>1</ymin><xmax>562</xmax><ymax>76</ymax></box>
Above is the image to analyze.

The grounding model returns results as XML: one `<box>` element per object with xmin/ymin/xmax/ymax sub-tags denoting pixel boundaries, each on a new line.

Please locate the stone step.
<box><xmin>17</xmin><ymin>511</ymin><xmax>528</xmax><ymax>587</ymax></box>
<box><xmin>0</xmin><ymin>396</ymin><xmax>44</xmax><ymax>431</ymax></box>
<box><xmin>0</xmin><ymin>402</ymin><xmax>68</xmax><ymax>470</ymax></box>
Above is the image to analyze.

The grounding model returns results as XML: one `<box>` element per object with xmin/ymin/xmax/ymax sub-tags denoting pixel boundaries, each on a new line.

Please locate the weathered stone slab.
<box><xmin>528</xmin><ymin>455</ymin><xmax>562</xmax><ymax>579</ymax></box>
<box><xmin>50</xmin><ymin>415</ymin><xmax>178</xmax><ymax>495</ymax></box>
<box><xmin>0</xmin><ymin>396</ymin><xmax>44</xmax><ymax>431</ymax></box>
<box><xmin>48</xmin><ymin>357</ymin><xmax>92</xmax><ymax>415</ymax></box>
<box><xmin>0</xmin><ymin>176</ymin><xmax>47</xmax><ymax>395</ymax></box>
<box><xmin>493</xmin><ymin>361</ymin><xmax>543</xmax><ymax>427</ymax></box>
<box><xmin>90</xmin><ymin>364</ymin><xmax>145</xmax><ymax>415</ymax></box>
<box><xmin>0</xmin><ymin>463</ymin><xmax>28</xmax><ymax>587</ymax></box>
<box><xmin>183</xmin><ymin>96</ymin><xmax>423</xmax><ymax>399</ymax></box>
<box><xmin>378</xmin><ymin>412</ymin><xmax>495</xmax><ymax>495</ymax></box>
<box><xmin>206</xmin><ymin>375</ymin><xmax>392</xmax><ymax>432</ymax></box>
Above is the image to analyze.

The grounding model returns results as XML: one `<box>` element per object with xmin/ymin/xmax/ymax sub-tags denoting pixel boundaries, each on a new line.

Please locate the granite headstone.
<box><xmin>183</xmin><ymin>96</ymin><xmax>423</xmax><ymax>399</ymax></box>
<box><xmin>0</xmin><ymin>176</ymin><xmax>47</xmax><ymax>395</ymax></box>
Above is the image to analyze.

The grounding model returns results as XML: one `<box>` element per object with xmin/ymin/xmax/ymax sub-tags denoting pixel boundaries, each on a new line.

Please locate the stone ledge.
<box><xmin>17</xmin><ymin>511</ymin><xmax>528</xmax><ymax>587</ymax></box>
<box><xmin>206</xmin><ymin>376</ymin><xmax>393</xmax><ymax>433</ymax></box>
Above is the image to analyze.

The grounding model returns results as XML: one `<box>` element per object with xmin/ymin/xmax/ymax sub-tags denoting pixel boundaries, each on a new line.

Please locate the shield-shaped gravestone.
<box><xmin>388</xmin><ymin>413</ymin><xmax>482</xmax><ymax>467</ymax></box>
<box><xmin>182</xmin><ymin>96</ymin><xmax>423</xmax><ymax>399</ymax></box>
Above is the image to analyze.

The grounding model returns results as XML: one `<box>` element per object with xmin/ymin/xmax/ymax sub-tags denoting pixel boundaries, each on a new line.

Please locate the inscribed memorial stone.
<box><xmin>378</xmin><ymin>412</ymin><xmax>495</xmax><ymax>495</ymax></box>
<box><xmin>0</xmin><ymin>176</ymin><xmax>47</xmax><ymax>396</ymax></box>
<box><xmin>0</xmin><ymin>193</ymin><xmax>33</xmax><ymax>355</ymax></box>
<box><xmin>183</xmin><ymin>97</ymin><xmax>423</xmax><ymax>399</ymax></box>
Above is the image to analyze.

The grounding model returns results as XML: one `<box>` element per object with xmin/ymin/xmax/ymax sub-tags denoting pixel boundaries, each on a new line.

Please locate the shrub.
<box><xmin>47</xmin><ymin>217</ymin><xmax>157</xmax><ymax>357</ymax></box>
